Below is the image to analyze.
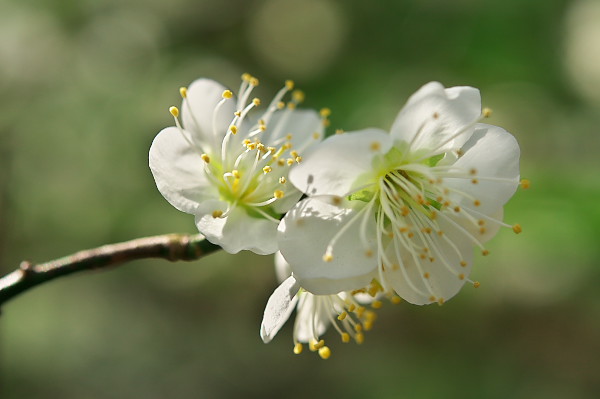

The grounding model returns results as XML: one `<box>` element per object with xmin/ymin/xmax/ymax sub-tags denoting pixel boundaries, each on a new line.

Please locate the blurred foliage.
<box><xmin>1</xmin><ymin>0</ymin><xmax>599</xmax><ymax>398</ymax></box>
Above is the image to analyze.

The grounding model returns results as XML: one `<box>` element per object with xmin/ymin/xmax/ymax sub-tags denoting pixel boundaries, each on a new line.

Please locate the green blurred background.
<box><xmin>1</xmin><ymin>0</ymin><xmax>599</xmax><ymax>397</ymax></box>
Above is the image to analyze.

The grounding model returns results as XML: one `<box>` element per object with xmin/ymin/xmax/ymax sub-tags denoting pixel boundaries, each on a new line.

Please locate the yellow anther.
<box><xmin>263</xmin><ymin>166</ymin><xmax>272</xmax><ymax>174</ymax></box>
<box><xmin>279</xmin><ymin>176</ymin><xmax>287</xmax><ymax>184</ymax></box>
<box><xmin>179</xmin><ymin>87</ymin><xmax>187</xmax><ymax>98</ymax></box>
<box><xmin>483</xmin><ymin>107</ymin><xmax>493</xmax><ymax>118</ymax></box>
<box><xmin>520</xmin><ymin>179</ymin><xmax>531</xmax><ymax>189</ymax></box>
<box><xmin>354</xmin><ymin>324</ymin><xmax>363</xmax><ymax>332</ymax></box>
<box><xmin>232</xmin><ymin>170</ymin><xmax>241</xmax><ymax>179</ymax></box>
<box><xmin>292</xmin><ymin>89</ymin><xmax>305</xmax><ymax>102</ymax></box>
<box><xmin>257</xmin><ymin>143</ymin><xmax>266</xmax><ymax>152</ymax></box>
<box><xmin>460</xmin><ymin>260</ymin><xmax>467</xmax><ymax>267</ymax></box>
<box><xmin>287</xmin><ymin>102</ymin><xmax>297</xmax><ymax>110</ymax></box>
<box><xmin>355</xmin><ymin>333</ymin><xmax>365</xmax><ymax>344</ymax></box>
<box><xmin>320</xmin><ymin>107</ymin><xmax>331</xmax><ymax>117</ymax></box>
<box><xmin>479</xmin><ymin>227</ymin><xmax>486</xmax><ymax>234</ymax></box>
<box><xmin>241</xmin><ymin>73</ymin><xmax>252</xmax><ymax>82</ymax></box>
<box><xmin>472</xmin><ymin>179</ymin><xmax>479</xmax><ymax>184</ymax></box>
<box><xmin>437</xmin><ymin>298</ymin><xmax>445</xmax><ymax>306</ymax></box>
<box><xmin>285</xmin><ymin>80</ymin><xmax>294</xmax><ymax>90</ymax></box>
<box><xmin>433</xmin><ymin>112</ymin><xmax>440</xmax><ymax>119</ymax></box>
<box><xmin>474</xmin><ymin>199</ymin><xmax>481</xmax><ymax>206</ymax></box>
<box><xmin>482</xmin><ymin>249</ymin><xmax>490</xmax><ymax>256</ymax></box>
<box><xmin>287</xmin><ymin>158</ymin><xmax>294</xmax><ymax>166</ymax></box>
<box><xmin>337</xmin><ymin>311</ymin><xmax>347</xmax><ymax>321</ymax></box>
<box><xmin>293</xmin><ymin>343</ymin><xmax>303</xmax><ymax>355</ymax></box>
<box><xmin>512</xmin><ymin>224</ymin><xmax>522</xmax><ymax>234</ymax></box>
<box><xmin>469</xmin><ymin>168</ymin><xmax>477</xmax><ymax>175</ymax></box>
<box><xmin>371</xmin><ymin>300</ymin><xmax>383</xmax><ymax>309</ymax></box>
<box><xmin>234</xmin><ymin>111</ymin><xmax>241</xmax><ymax>117</ymax></box>
<box><xmin>252</xmin><ymin>98</ymin><xmax>261</xmax><ymax>106</ymax></box>
<box><xmin>222</xmin><ymin>90</ymin><xmax>233</xmax><ymax>99</ymax></box>
<box><xmin>370</xmin><ymin>141</ymin><xmax>381</xmax><ymax>151</ymax></box>
<box><xmin>429</xmin><ymin>296</ymin><xmax>436</xmax><ymax>302</ymax></box>
<box><xmin>348</xmin><ymin>304</ymin><xmax>356</xmax><ymax>312</ymax></box>
<box><xmin>230</xmin><ymin>125</ymin><xmax>238</xmax><ymax>134</ymax></box>
<box><xmin>364</xmin><ymin>249</ymin><xmax>373</xmax><ymax>258</ymax></box>
<box><xmin>365</xmin><ymin>310</ymin><xmax>377</xmax><ymax>321</ymax></box>
<box><xmin>212</xmin><ymin>210</ymin><xmax>223</xmax><ymax>218</ymax></box>
<box><xmin>473</xmin><ymin>281</ymin><xmax>481</xmax><ymax>288</ymax></box>
<box><xmin>423</xmin><ymin>272</ymin><xmax>430</xmax><ymax>279</ymax></box>
<box><xmin>274</xmin><ymin>190</ymin><xmax>284</xmax><ymax>199</ymax></box>
<box><xmin>323</xmin><ymin>253</ymin><xmax>333</xmax><ymax>262</ymax></box>
<box><xmin>247</xmin><ymin>142</ymin><xmax>257</xmax><ymax>150</ymax></box>
<box><xmin>458</xmin><ymin>273</ymin><xmax>465</xmax><ymax>281</ymax></box>
<box><xmin>243</xmin><ymin>139</ymin><xmax>251</xmax><ymax>146</ymax></box>
<box><xmin>266</xmin><ymin>146</ymin><xmax>276</xmax><ymax>153</ymax></box>
<box><xmin>356</xmin><ymin>306</ymin><xmax>365</xmax><ymax>318</ymax></box>
<box><xmin>201</xmin><ymin>154</ymin><xmax>210</xmax><ymax>163</ymax></box>
<box><xmin>391</xmin><ymin>296</ymin><xmax>402</xmax><ymax>304</ymax></box>
<box><xmin>335</xmin><ymin>129</ymin><xmax>344</xmax><ymax>135</ymax></box>
<box><xmin>309</xmin><ymin>339</ymin><xmax>324</xmax><ymax>351</ymax></box>
<box><xmin>249</xmin><ymin>77</ymin><xmax>259</xmax><ymax>86</ymax></box>
<box><xmin>318</xmin><ymin>346</ymin><xmax>331</xmax><ymax>360</ymax></box>
<box><xmin>363</xmin><ymin>320</ymin><xmax>374</xmax><ymax>331</ymax></box>
<box><xmin>312</xmin><ymin>132</ymin><xmax>321</xmax><ymax>140</ymax></box>
<box><xmin>322</xmin><ymin>119</ymin><xmax>330</xmax><ymax>127</ymax></box>
<box><xmin>169</xmin><ymin>106</ymin><xmax>179</xmax><ymax>117</ymax></box>
<box><xmin>454</xmin><ymin>206</ymin><xmax>461</xmax><ymax>213</ymax></box>
<box><xmin>332</xmin><ymin>196</ymin><xmax>342</xmax><ymax>206</ymax></box>
<box><xmin>285</xmin><ymin>134</ymin><xmax>293</xmax><ymax>141</ymax></box>
<box><xmin>341</xmin><ymin>333</ymin><xmax>351</xmax><ymax>343</ymax></box>
<box><xmin>277</xmin><ymin>101</ymin><xmax>285</xmax><ymax>109</ymax></box>
<box><xmin>478</xmin><ymin>220</ymin><xmax>485</xmax><ymax>226</ymax></box>
<box><xmin>277</xmin><ymin>158</ymin><xmax>285</xmax><ymax>166</ymax></box>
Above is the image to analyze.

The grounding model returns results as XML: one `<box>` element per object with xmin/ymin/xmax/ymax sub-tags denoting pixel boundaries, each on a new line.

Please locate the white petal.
<box><xmin>289</xmin><ymin>129</ymin><xmax>392</xmax><ymax>197</ymax></box>
<box><xmin>263</xmin><ymin>109</ymin><xmax>324</xmax><ymax>151</ymax></box>
<box><xmin>446</xmin><ymin>123</ymin><xmax>520</xmax><ymax>215</ymax></box>
<box><xmin>390</xmin><ymin>82</ymin><xmax>481</xmax><ymax>153</ymax></box>
<box><xmin>196</xmin><ymin>205</ymin><xmax>278</xmax><ymax>255</ymax></box>
<box><xmin>149</xmin><ymin>126</ymin><xmax>216</xmax><ymax>214</ymax></box>
<box><xmin>260</xmin><ymin>276</ymin><xmax>300</xmax><ymax>343</ymax></box>
<box><xmin>181</xmin><ymin>78</ymin><xmax>237</xmax><ymax>154</ymax></box>
<box><xmin>277</xmin><ymin>197</ymin><xmax>378</xmax><ymax>295</ymax></box>
<box><xmin>274</xmin><ymin>251</ymin><xmax>292</xmax><ymax>283</ymax></box>
<box><xmin>294</xmin><ymin>294</ymin><xmax>331</xmax><ymax>343</ymax></box>
<box><xmin>385</xmin><ymin>218</ymin><xmax>474</xmax><ymax>305</ymax></box>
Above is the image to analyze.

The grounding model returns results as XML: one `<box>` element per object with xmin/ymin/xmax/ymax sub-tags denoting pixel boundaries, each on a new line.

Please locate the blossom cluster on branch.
<box><xmin>149</xmin><ymin>75</ymin><xmax>525</xmax><ymax>359</ymax></box>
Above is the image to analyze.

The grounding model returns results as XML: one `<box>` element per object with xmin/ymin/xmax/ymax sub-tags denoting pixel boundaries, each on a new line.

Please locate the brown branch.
<box><xmin>0</xmin><ymin>233</ymin><xmax>221</xmax><ymax>309</ymax></box>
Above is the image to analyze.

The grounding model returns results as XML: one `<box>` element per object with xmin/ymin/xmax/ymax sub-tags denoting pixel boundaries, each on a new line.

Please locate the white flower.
<box><xmin>149</xmin><ymin>75</ymin><xmax>325</xmax><ymax>254</ymax></box>
<box><xmin>260</xmin><ymin>252</ymin><xmax>390</xmax><ymax>359</ymax></box>
<box><xmin>278</xmin><ymin>82</ymin><xmax>523</xmax><ymax>304</ymax></box>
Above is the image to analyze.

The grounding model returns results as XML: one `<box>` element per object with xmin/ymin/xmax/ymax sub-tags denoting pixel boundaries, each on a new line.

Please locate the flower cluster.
<box><xmin>150</xmin><ymin>76</ymin><xmax>524</xmax><ymax>359</ymax></box>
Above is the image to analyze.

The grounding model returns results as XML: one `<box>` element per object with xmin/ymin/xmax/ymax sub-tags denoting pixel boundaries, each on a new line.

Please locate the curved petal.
<box><xmin>445</xmin><ymin>123</ymin><xmax>520</xmax><ymax>215</ymax></box>
<box><xmin>260</xmin><ymin>276</ymin><xmax>300</xmax><ymax>343</ymax></box>
<box><xmin>262</xmin><ymin>108</ymin><xmax>324</xmax><ymax>151</ymax></box>
<box><xmin>196</xmin><ymin>205</ymin><xmax>279</xmax><ymax>255</ymax></box>
<box><xmin>289</xmin><ymin>129</ymin><xmax>392</xmax><ymax>197</ymax></box>
<box><xmin>390</xmin><ymin>82</ymin><xmax>481</xmax><ymax>154</ymax></box>
<box><xmin>384</xmin><ymin>217</ymin><xmax>474</xmax><ymax>305</ymax></box>
<box><xmin>274</xmin><ymin>251</ymin><xmax>292</xmax><ymax>283</ymax></box>
<box><xmin>149</xmin><ymin>126</ymin><xmax>216</xmax><ymax>214</ymax></box>
<box><xmin>278</xmin><ymin>197</ymin><xmax>378</xmax><ymax>295</ymax></box>
<box><xmin>181</xmin><ymin>78</ymin><xmax>237</xmax><ymax>155</ymax></box>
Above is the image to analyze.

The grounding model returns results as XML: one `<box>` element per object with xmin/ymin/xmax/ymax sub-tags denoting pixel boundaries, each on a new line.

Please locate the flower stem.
<box><xmin>0</xmin><ymin>233</ymin><xmax>221</xmax><ymax>310</ymax></box>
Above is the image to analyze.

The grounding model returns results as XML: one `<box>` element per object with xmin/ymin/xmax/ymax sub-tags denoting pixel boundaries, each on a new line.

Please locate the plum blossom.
<box><xmin>149</xmin><ymin>75</ymin><xmax>325</xmax><ymax>254</ymax></box>
<box><xmin>278</xmin><ymin>82</ymin><xmax>523</xmax><ymax>304</ymax></box>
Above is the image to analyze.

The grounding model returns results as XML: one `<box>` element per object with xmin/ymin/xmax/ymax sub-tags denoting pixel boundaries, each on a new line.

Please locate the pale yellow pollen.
<box><xmin>347</xmin><ymin>304</ymin><xmax>356</xmax><ymax>312</ymax></box>
<box><xmin>473</xmin><ymin>281</ymin><xmax>481</xmax><ymax>288</ymax></box>
<box><xmin>459</xmin><ymin>273</ymin><xmax>465</xmax><ymax>280</ymax></box>
<box><xmin>371</xmin><ymin>300</ymin><xmax>383</xmax><ymax>309</ymax></box>
<box><xmin>292</xmin><ymin>89</ymin><xmax>305</xmax><ymax>102</ymax></box>
<box><xmin>287</xmin><ymin>158</ymin><xmax>294</xmax><ymax>166</ymax></box>
<box><xmin>287</xmin><ymin>102</ymin><xmax>296</xmax><ymax>110</ymax></box>
<box><xmin>391</xmin><ymin>296</ymin><xmax>402</xmax><ymax>304</ymax></box>
<box><xmin>483</xmin><ymin>107</ymin><xmax>493</xmax><ymax>118</ymax></box>
<box><xmin>320</xmin><ymin>107</ymin><xmax>331</xmax><ymax>117</ymax></box>
<box><xmin>263</xmin><ymin>166</ymin><xmax>272</xmax><ymax>174</ymax></box>
<box><xmin>335</xmin><ymin>129</ymin><xmax>344</xmax><ymax>135</ymax></box>
<box><xmin>277</xmin><ymin>158</ymin><xmax>285</xmax><ymax>166</ymax></box>
<box><xmin>274</xmin><ymin>190</ymin><xmax>284</xmax><ymax>199</ymax></box>
<box><xmin>318</xmin><ymin>346</ymin><xmax>331</xmax><ymax>360</ymax></box>
<box><xmin>479</xmin><ymin>227</ymin><xmax>486</xmax><ymax>234</ymax></box>
<box><xmin>290</xmin><ymin>150</ymin><xmax>299</xmax><ymax>158</ymax></box>
<box><xmin>277</xmin><ymin>101</ymin><xmax>285</xmax><ymax>109</ymax></box>
<box><xmin>230</xmin><ymin>125</ymin><xmax>238</xmax><ymax>134</ymax></box>
<box><xmin>279</xmin><ymin>176</ymin><xmax>287</xmax><ymax>184</ymax></box>
<box><xmin>520</xmin><ymin>179</ymin><xmax>531</xmax><ymax>189</ymax></box>
<box><xmin>429</xmin><ymin>296</ymin><xmax>436</xmax><ymax>302</ymax></box>
<box><xmin>337</xmin><ymin>311</ymin><xmax>347</xmax><ymax>321</ymax></box>
<box><xmin>323</xmin><ymin>253</ymin><xmax>334</xmax><ymax>262</ymax></box>
<box><xmin>460</xmin><ymin>261</ymin><xmax>467</xmax><ymax>267</ymax></box>
<box><xmin>355</xmin><ymin>307</ymin><xmax>366</xmax><ymax>318</ymax></box>
<box><xmin>201</xmin><ymin>154</ymin><xmax>210</xmax><ymax>163</ymax></box>
<box><xmin>293</xmin><ymin>343</ymin><xmax>303</xmax><ymax>355</ymax></box>
<box><xmin>249</xmin><ymin>77</ymin><xmax>259</xmax><ymax>86</ymax></box>
<box><xmin>363</xmin><ymin>320</ymin><xmax>374</xmax><ymax>331</ymax></box>
<box><xmin>179</xmin><ymin>87</ymin><xmax>187</xmax><ymax>98</ymax></box>
<box><xmin>437</xmin><ymin>298</ymin><xmax>445</xmax><ymax>306</ymax></box>
<box><xmin>513</xmin><ymin>224</ymin><xmax>522</xmax><ymax>234</ymax></box>
<box><xmin>482</xmin><ymin>249</ymin><xmax>490</xmax><ymax>256</ymax></box>
<box><xmin>370</xmin><ymin>141</ymin><xmax>381</xmax><ymax>151</ymax></box>
<box><xmin>169</xmin><ymin>106</ymin><xmax>179</xmax><ymax>117</ymax></box>
<box><xmin>309</xmin><ymin>339</ymin><xmax>324</xmax><ymax>351</ymax></box>
<box><xmin>341</xmin><ymin>333</ymin><xmax>351</xmax><ymax>343</ymax></box>
<box><xmin>234</xmin><ymin>111</ymin><xmax>241</xmax><ymax>117</ymax></box>
<box><xmin>285</xmin><ymin>80</ymin><xmax>294</xmax><ymax>90</ymax></box>
<box><xmin>212</xmin><ymin>210</ymin><xmax>223</xmax><ymax>218</ymax></box>
<box><xmin>241</xmin><ymin>72</ymin><xmax>252</xmax><ymax>82</ymax></box>
<box><xmin>232</xmin><ymin>170</ymin><xmax>241</xmax><ymax>179</ymax></box>
<box><xmin>312</xmin><ymin>132</ymin><xmax>321</xmax><ymax>140</ymax></box>
<box><xmin>266</xmin><ymin>146</ymin><xmax>276</xmax><ymax>153</ymax></box>
<box><xmin>252</xmin><ymin>98</ymin><xmax>261</xmax><ymax>106</ymax></box>
<box><xmin>355</xmin><ymin>333</ymin><xmax>365</xmax><ymax>345</ymax></box>
<box><xmin>222</xmin><ymin>90</ymin><xmax>233</xmax><ymax>99</ymax></box>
